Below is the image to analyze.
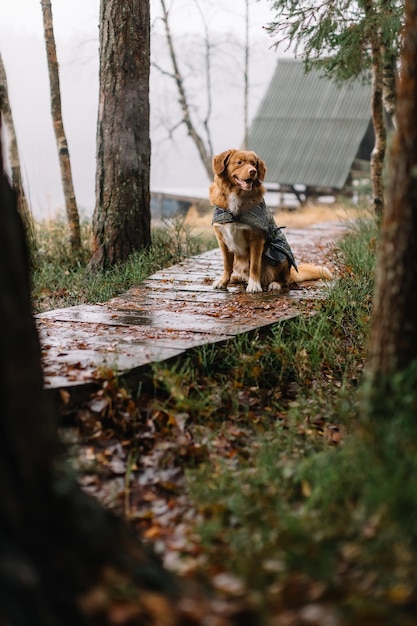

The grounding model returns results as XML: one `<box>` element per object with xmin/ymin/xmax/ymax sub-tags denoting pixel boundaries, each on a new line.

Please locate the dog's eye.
<box><xmin>236</xmin><ymin>160</ymin><xmax>242</xmax><ymax>165</ymax></box>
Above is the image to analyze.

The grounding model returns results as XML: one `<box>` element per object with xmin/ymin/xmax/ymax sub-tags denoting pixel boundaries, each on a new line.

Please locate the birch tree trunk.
<box><xmin>365</xmin><ymin>0</ymin><xmax>417</xmax><ymax>382</ymax></box>
<box><xmin>0</xmin><ymin>52</ymin><xmax>35</xmax><ymax>248</ymax></box>
<box><xmin>381</xmin><ymin>42</ymin><xmax>398</xmax><ymax>128</ymax></box>
<box><xmin>41</xmin><ymin>0</ymin><xmax>81</xmax><ymax>253</ymax></box>
<box><xmin>88</xmin><ymin>0</ymin><xmax>152</xmax><ymax>271</ymax></box>
<box><xmin>365</xmin><ymin>0</ymin><xmax>387</xmax><ymax>218</ymax></box>
<box><xmin>380</xmin><ymin>0</ymin><xmax>398</xmax><ymax>128</ymax></box>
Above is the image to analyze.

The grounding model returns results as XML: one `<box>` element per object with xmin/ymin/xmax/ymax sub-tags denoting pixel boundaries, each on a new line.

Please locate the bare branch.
<box><xmin>158</xmin><ymin>0</ymin><xmax>214</xmax><ymax>180</ymax></box>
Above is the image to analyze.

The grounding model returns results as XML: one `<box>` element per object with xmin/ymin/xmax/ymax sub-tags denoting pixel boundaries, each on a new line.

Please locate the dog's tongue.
<box><xmin>238</xmin><ymin>178</ymin><xmax>253</xmax><ymax>191</ymax></box>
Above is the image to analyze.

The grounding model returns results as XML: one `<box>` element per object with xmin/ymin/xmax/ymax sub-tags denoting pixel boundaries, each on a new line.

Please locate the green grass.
<box><xmin>31</xmin><ymin>213</ymin><xmax>216</xmax><ymax>313</ymax></box>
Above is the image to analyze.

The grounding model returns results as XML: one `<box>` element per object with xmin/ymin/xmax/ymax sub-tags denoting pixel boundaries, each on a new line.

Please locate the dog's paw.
<box><xmin>213</xmin><ymin>279</ymin><xmax>229</xmax><ymax>290</ymax></box>
<box><xmin>246</xmin><ymin>279</ymin><xmax>263</xmax><ymax>293</ymax></box>
<box><xmin>267</xmin><ymin>282</ymin><xmax>282</xmax><ymax>291</ymax></box>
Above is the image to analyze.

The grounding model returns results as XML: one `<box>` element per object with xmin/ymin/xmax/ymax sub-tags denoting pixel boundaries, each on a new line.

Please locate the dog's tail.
<box><xmin>290</xmin><ymin>263</ymin><xmax>332</xmax><ymax>283</ymax></box>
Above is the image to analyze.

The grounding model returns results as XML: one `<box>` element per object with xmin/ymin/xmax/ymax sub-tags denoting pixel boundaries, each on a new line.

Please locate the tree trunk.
<box><xmin>381</xmin><ymin>42</ymin><xmax>397</xmax><ymax>127</ymax></box>
<box><xmin>365</xmin><ymin>0</ymin><xmax>417</xmax><ymax>381</ymax></box>
<box><xmin>41</xmin><ymin>0</ymin><xmax>81</xmax><ymax>253</ymax></box>
<box><xmin>0</xmin><ymin>52</ymin><xmax>35</xmax><ymax>249</ymax></box>
<box><xmin>88</xmin><ymin>0</ymin><xmax>152</xmax><ymax>271</ymax></box>
<box><xmin>365</xmin><ymin>0</ymin><xmax>387</xmax><ymax>218</ymax></box>
<box><xmin>0</xmin><ymin>118</ymin><xmax>177</xmax><ymax>625</ymax></box>
<box><xmin>380</xmin><ymin>0</ymin><xmax>398</xmax><ymax>128</ymax></box>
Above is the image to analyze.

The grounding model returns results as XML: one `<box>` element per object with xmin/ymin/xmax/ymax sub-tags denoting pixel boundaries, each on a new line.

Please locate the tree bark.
<box><xmin>365</xmin><ymin>0</ymin><xmax>387</xmax><ymax>218</ymax></box>
<box><xmin>380</xmin><ymin>0</ymin><xmax>398</xmax><ymax>128</ymax></box>
<box><xmin>381</xmin><ymin>42</ymin><xmax>397</xmax><ymax>127</ymax></box>
<box><xmin>41</xmin><ymin>0</ymin><xmax>81</xmax><ymax>253</ymax></box>
<box><xmin>0</xmin><ymin>118</ymin><xmax>177</xmax><ymax>625</ymax></box>
<box><xmin>0</xmin><ymin>52</ymin><xmax>35</xmax><ymax>249</ymax></box>
<box><xmin>88</xmin><ymin>0</ymin><xmax>152</xmax><ymax>271</ymax></box>
<box><xmin>365</xmin><ymin>0</ymin><xmax>417</xmax><ymax>380</ymax></box>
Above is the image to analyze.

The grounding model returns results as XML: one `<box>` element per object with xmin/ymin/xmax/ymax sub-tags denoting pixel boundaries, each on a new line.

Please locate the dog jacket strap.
<box><xmin>212</xmin><ymin>203</ymin><xmax>298</xmax><ymax>272</ymax></box>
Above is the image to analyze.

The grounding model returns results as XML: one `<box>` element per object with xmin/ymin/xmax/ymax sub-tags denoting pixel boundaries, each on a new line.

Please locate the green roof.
<box><xmin>247</xmin><ymin>59</ymin><xmax>372</xmax><ymax>189</ymax></box>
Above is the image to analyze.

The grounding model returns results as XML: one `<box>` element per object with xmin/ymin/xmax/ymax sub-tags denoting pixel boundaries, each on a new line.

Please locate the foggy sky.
<box><xmin>0</xmin><ymin>1</ymin><xmax>280</xmax><ymax>218</ymax></box>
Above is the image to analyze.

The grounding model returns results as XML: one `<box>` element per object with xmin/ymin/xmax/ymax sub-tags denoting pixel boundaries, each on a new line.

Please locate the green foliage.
<box><xmin>296</xmin><ymin>364</ymin><xmax>417</xmax><ymax>599</ymax></box>
<box><xmin>267</xmin><ymin>0</ymin><xmax>404</xmax><ymax>82</ymax></box>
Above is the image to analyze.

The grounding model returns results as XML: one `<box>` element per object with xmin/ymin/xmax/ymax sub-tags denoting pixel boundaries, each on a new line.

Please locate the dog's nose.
<box><xmin>248</xmin><ymin>167</ymin><xmax>256</xmax><ymax>176</ymax></box>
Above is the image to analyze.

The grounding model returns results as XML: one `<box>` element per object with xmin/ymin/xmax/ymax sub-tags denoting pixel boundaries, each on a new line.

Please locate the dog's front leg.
<box><xmin>230</xmin><ymin>255</ymin><xmax>249</xmax><ymax>284</ymax></box>
<box><xmin>246</xmin><ymin>237</ymin><xmax>265</xmax><ymax>293</ymax></box>
<box><xmin>213</xmin><ymin>240</ymin><xmax>234</xmax><ymax>290</ymax></box>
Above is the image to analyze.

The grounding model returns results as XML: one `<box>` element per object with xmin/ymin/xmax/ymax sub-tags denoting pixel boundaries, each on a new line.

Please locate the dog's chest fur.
<box><xmin>215</xmin><ymin>191</ymin><xmax>264</xmax><ymax>256</ymax></box>
<box><xmin>227</xmin><ymin>192</ymin><xmax>242</xmax><ymax>215</ymax></box>
<box><xmin>217</xmin><ymin>192</ymin><xmax>251</xmax><ymax>255</ymax></box>
<box><xmin>218</xmin><ymin>222</ymin><xmax>252</xmax><ymax>256</ymax></box>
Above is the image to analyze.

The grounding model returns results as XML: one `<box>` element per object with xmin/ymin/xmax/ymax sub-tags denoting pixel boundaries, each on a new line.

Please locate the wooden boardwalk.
<box><xmin>36</xmin><ymin>221</ymin><xmax>347</xmax><ymax>399</ymax></box>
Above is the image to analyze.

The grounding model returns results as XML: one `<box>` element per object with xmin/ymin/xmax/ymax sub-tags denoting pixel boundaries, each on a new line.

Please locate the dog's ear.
<box><xmin>257</xmin><ymin>158</ymin><xmax>267</xmax><ymax>181</ymax></box>
<box><xmin>212</xmin><ymin>150</ymin><xmax>234</xmax><ymax>175</ymax></box>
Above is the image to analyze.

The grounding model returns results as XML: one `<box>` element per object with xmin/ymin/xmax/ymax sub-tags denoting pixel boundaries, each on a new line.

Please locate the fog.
<box><xmin>0</xmin><ymin>0</ymin><xmax>281</xmax><ymax>218</ymax></box>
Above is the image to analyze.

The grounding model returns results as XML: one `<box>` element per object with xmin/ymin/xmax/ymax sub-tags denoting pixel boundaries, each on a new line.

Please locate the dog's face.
<box><xmin>212</xmin><ymin>149</ymin><xmax>266</xmax><ymax>192</ymax></box>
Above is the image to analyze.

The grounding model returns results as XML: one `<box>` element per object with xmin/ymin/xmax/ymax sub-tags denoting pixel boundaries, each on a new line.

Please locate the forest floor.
<box><xmin>53</xmin><ymin>201</ymin><xmax>395</xmax><ymax>626</ymax></box>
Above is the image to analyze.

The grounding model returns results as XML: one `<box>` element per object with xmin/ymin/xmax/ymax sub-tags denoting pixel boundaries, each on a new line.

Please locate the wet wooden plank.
<box><xmin>38</xmin><ymin>304</ymin><xmax>260</xmax><ymax>334</ymax></box>
<box><xmin>38</xmin><ymin>319</ymin><xmax>233</xmax><ymax>390</ymax></box>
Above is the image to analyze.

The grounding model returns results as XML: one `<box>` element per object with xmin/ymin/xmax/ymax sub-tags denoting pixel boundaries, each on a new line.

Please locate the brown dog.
<box><xmin>209</xmin><ymin>149</ymin><xmax>332</xmax><ymax>293</ymax></box>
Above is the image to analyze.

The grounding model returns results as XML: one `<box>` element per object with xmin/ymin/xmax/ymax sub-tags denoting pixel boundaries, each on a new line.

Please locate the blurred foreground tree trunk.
<box><xmin>0</xmin><ymin>119</ymin><xmax>177</xmax><ymax>624</ymax></box>
<box><xmin>365</xmin><ymin>0</ymin><xmax>417</xmax><ymax>385</ymax></box>
<box><xmin>41</xmin><ymin>0</ymin><xmax>81</xmax><ymax>253</ymax></box>
<box><xmin>88</xmin><ymin>0</ymin><xmax>151</xmax><ymax>271</ymax></box>
<box><xmin>0</xmin><ymin>51</ymin><xmax>34</xmax><ymax>247</ymax></box>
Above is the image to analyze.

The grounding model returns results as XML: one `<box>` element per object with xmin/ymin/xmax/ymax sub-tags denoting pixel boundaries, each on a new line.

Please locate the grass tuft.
<box><xmin>31</xmin><ymin>213</ymin><xmax>215</xmax><ymax>312</ymax></box>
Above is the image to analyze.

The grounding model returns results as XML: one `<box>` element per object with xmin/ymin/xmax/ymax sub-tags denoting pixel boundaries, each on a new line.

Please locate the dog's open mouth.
<box><xmin>234</xmin><ymin>176</ymin><xmax>255</xmax><ymax>191</ymax></box>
